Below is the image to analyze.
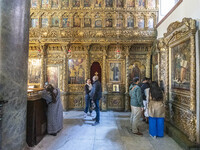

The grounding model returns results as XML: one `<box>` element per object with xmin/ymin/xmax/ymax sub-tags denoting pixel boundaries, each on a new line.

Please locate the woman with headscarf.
<box><xmin>41</xmin><ymin>84</ymin><xmax>63</xmax><ymax>136</ymax></box>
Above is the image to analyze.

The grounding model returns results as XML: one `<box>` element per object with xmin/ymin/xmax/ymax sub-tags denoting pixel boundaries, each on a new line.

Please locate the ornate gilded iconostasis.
<box><xmin>156</xmin><ymin>18</ymin><xmax>197</xmax><ymax>143</ymax></box>
<box><xmin>28</xmin><ymin>0</ymin><xmax>158</xmax><ymax>111</ymax></box>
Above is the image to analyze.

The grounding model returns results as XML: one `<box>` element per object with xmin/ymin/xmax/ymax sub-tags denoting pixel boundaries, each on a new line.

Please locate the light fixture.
<box><xmin>67</xmin><ymin>49</ymin><xmax>72</xmax><ymax>58</ymax></box>
<box><xmin>115</xmin><ymin>43</ymin><xmax>121</xmax><ymax>59</ymax></box>
<box><xmin>37</xmin><ymin>49</ymin><xmax>41</xmax><ymax>58</ymax></box>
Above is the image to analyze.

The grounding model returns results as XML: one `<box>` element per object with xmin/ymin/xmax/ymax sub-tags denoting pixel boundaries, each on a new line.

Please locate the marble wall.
<box><xmin>0</xmin><ymin>0</ymin><xmax>30</xmax><ymax>150</ymax></box>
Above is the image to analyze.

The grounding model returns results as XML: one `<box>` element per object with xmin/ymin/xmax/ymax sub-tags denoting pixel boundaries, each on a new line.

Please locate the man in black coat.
<box><xmin>90</xmin><ymin>75</ymin><xmax>102</xmax><ymax>126</ymax></box>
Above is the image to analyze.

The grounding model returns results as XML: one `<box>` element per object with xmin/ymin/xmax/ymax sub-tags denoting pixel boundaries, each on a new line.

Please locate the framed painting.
<box><xmin>68</xmin><ymin>59</ymin><xmax>85</xmax><ymax>84</ymax></box>
<box><xmin>152</xmin><ymin>53</ymin><xmax>158</xmax><ymax>81</ymax></box>
<box><xmin>148</xmin><ymin>0</ymin><xmax>156</xmax><ymax>8</ymax></box>
<box><xmin>73</xmin><ymin>15</ymin><xmax>81</xmax><ymax>27</ymax></box>
<box><xmin>73</xmin><ymin>0</ymin><xmax>80</xmax><ymax>7</ymax></box>
<box><xmin>106</xmin><ymin>0</ymin><xmax>113</xmax><ymax>7</ymax></box>
<box><xmin>138</xmin><ymin>0</ymin><xmax>145</xmax><ymax>7</ymax></box>
<box><xmin>52</xmin><ymin>0</ymin><xmax>59</xmax><ymax>8</ymax></box>
<box><xmin>129</xmin><ymin>62</ymin><xmax>146</xmax><ymax>82</ymax></box>
<box><xmin>95</xmin><ymin>0</ymin><xmax>102</xmax><ymax>7</ymax></box>
<box><xmin>105</xmin><ymin>18</ymin><xmax>113</xmax><ymax>27</ymax></box>
<box><xmin>127</xmin><ymin>17</ymin><xmax>134</xmax><ymax>27</ymax></box>
<box><xmin>62</xmin><ymin>18</ymin><xmax>70</xmax><ymax>27</ymax></box>
<box><xmin>42</xmin><ymin>0</ymin><xmax>49</xmax><ymax>8</ymax></box>
<box><xmin>84</xmin><ymin>0</ymin><xmax>91</xmax><ymax>7</ymax></box>
<box><xmin>95</xmin><ymin>20</ymin><xmax>102</xmax><ymax>27</ymax></box>
<box><xmin>47</xmin><ymin>66</ymin><xmax>59</xmax><ymax>88</ymax></box>
<box><xmin>171</xmin><ymin>40</ymin><xmax>190</xmax><ymax>90</ymax></box>
<box><xmin>31</xmin><ymin>0</ymin><xmax>37</xmax><ymax>8</ymax></box>
<box><xmin>148</xmin><ymin>18</ymin><xmax>154</xmax><ymax>28</ymax></box>
<box><xmin>61</xmin><ymin>0</ymin><xmax>69</xmax><ymax>7</ymax></box>
<box><xmin>116</xmin><ymin>0</ymin><xmax>123</xmax><ymax>7</ymax></box>
<box><xmin>113</xmin><ymin>84</ymin><xmax>120</xmax><ymax>92</ymax></box>
<box><xmin>109</xmin><ymin>62</ymin><xmax>122</xmax><ymax>82</ymax></box>
<box><xmin>84</xmin><ymin>18</ymin><xmax>91</xmax><ymax>27</ymax></box>
<box><xmin>52</xmin><ymin>17</ymin><xmax>59</xmax><ymax>27</ymax></box>
<box><xmin>42</xmin><ymin>18</ymin><xmax>48</xmax><ymax>27</ymax></box>
<box><xmin>31</xmin><ymin>18</ymin><xmax>39</xmax><ymax>28</ymax></box>
<box><xmin>138</xmin><ymin>18</ymin><xmax>144</xmax><ymax>28</ymax></box>
<box><xmin>28</xmin><ymin>58</ymin><xmax>41</xmax><ymax>84</ymax></box>
<box><xmin>127</xmin><ymin>0</ymin><xmax>135</xmax><ymax>7</ymax></box>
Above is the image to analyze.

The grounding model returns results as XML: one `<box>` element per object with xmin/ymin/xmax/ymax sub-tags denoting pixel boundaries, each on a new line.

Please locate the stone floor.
<box><xmin>29</xmin><ymin>111</ymin><xmax>183</xmax><ymax>150</ymax></box>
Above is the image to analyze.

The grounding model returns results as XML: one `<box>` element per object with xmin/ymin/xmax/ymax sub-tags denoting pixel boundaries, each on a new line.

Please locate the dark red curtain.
<box><xmin>90</xmin><ymin>62</ymin><xmax>101</xmax><ymax>83</ymax></box>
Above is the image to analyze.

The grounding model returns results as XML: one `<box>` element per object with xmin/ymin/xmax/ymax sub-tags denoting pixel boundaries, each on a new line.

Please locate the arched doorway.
<box><xmin>90</xmin><ymin>62</ymin><xmax>102</xmax><ymax>83</ymax></box>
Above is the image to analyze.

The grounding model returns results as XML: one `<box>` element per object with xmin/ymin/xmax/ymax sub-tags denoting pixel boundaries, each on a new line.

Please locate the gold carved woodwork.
<box><xmin>108</xmin><ymin>94</ymin><xmax>124</xmax><ymax>109</ymax></box>
<box><xmin>160</xmin><ymin>18</ymin><xmax>197</xmax><ymax>142</ymax></box>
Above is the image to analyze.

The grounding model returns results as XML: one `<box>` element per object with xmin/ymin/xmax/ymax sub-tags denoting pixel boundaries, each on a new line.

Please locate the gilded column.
<box><xmin>190</xmin><ymin>34</ymin><xmax>196</xmax><ymax>112</ymax></box>
<box><xmin>102</xmin><ymin>45</ymin><xmax>108</xmax><ymax>111</ymax></box>
<box><xmin>125</xmin><ymin>45</ymin><xmax>130</xmax><ymax>111</ymax></box>
<box><xmin>83</xmin><ymin>44</ymin><xmax>90</xmax><ymax>80</ymax></box>
<box><xmin>146</xmin><ymin>48</ymin><xmax>151</xmax><ymax>78</ymax></box>
<box><xmin>61</xmin><ymin>44</ymin><xmax>69</xmax><ymax>110</ymax></box>
<box><xmin>40</xmin><ymin>44</ymin><xmax>47</xmax><ymax>88</ymax></box>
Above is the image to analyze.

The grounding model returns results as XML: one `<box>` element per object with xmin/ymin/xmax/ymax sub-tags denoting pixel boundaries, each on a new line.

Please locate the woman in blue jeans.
<box><xmin>148</xmin><ymin>81</ymin><xmax>165</xmax><ymax>138</ymax></box>
<box><xmin>84</xmin><ymin>78</ymin><xmax>92</xmax><ymax>116</ymax></box>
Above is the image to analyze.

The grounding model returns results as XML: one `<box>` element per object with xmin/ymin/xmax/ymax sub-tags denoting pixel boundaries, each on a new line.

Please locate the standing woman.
<box><xmin>41</xmin><ymin>84</ymin><xmax>63</xmax><ymax>136</ymax></box>
<box><xmin>148</xmin><ymin>81</ymin><xmax>165</xmax><ymax>138</ymax></box>
<box><xmin>84</xmin><ymin>78</ymin><xmax>92</xmax><ymax>116</ymax></box>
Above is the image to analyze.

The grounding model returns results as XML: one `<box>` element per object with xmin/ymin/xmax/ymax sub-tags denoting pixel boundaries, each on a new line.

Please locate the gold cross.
<box><xmin>95</xmin><ymin>72</ymin><xmax>98</xmax><ymax>76</ymax></box>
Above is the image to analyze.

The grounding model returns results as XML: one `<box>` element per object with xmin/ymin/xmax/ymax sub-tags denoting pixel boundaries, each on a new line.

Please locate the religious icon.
<box><xmin>84</xmin><ymin>0</ymin><xmax>91</xmax><ymax>7</ymax></box>
<box><xmin>42</xmin><ymin>0</ymin><xmax>49</xmax><ymax>8</ymax></box>
<box><xmin>42</xmin><ymin>18</ymin><xmax>48</xmax><ymax>27</ymax></box>
<box><xmin>113</xmin><ymin>84</ymin><xmax>120</xmax><ymax>92</ymax></box>
<box><xmin>129</xmin><ymin>62</ymin><xmax>146</xmax><ymax>82</ymax></box>
<box><xmin>106</xmin><ymin>0</ymin><xmax>113</xmax><ymax>7</ymax></box>
<box><xmin>63</xmin><ymin>18</ymin><xmax>70</xmax><ymax>27</ymax></box>
<box><xmin>171</xmin><ymin>40</ymin><xmax>190</xmax><ymax>90</ymax></box>
<box><xmin>52</xmin><ymin>0</ymin><xmax>59</xmax><ymax>8</ymax></box>
<box><xmin>106</xmin><ymin>18</ymin><xmax>113</xmax><ymax>27</ymax></box>
<box><xmin>148</xmin><ymin>18</ymin><xmax>154</xmax><ymax>28</ymax></box>
<box><xmin>73</xmin><ymin>0</ymin><xmax>80</xmax><ymax>7</ymax></box>
<box><xmin>73</xmin><ymin>15</ymin><xmax>81</xmax><ymax>27</ymax></box>
<box><xmin>47</xmin><ymin>66</ymin><xmax>59</xmax><ymax>88</ymax></box>
<box><xmin>62</xmin><ymin>0</ymin><xmax>69</xmax><ymax>7</ymax></box>
<box><xmin>138</xmin><ymin>18</ymin><xmax>144</xmax><ymax>28</ymax></box>
<box><xmin>127</xmin><ymin>17</ymin><xmax>134</xmax><ymax>27</ymax></box>
<box><xmin>138</xmin><ymin>0</ymin><xmax>145</xmax><ymax>7</ymax></box>
<box><xmin>95</xmin><ymin>0</ymin><xmax>102</xmax><ymax>7</ymax></box>
<box><xmin>148</xmin><ymin>0</ymin><xmax>155</xmax><ymax>8</ymax></box>
<box><xmin>68</xmin><ymin>59</ymin><xmax>85</xmax><ymax>84</ymax></box>
<box><xmin>127</xmin><ymin>0</ymin><xmax>135</xmax><ymax>7</ymax></box>
<box><xmin>95</xmin><ymin>20</ymin><xmax>102</xmax><ymax>27</ymax></box>
<box><xmin>116</xmin><ymin>14</ymin><xmax>123</xmax><ymax>27</ymax></box>
<box><xmin>31</xmin><ymin>18</ymin><xmax>39</xmax><ymax>28</ymax></box>
<box><xmin>28</xmin><ymin>59</ymin><xmax>41</xmax><ymax>84</ymax></box>
<box><xmin>109</xmin><ymin>63</ymin><xmax>121</xmax><ymax>82</ymax></box>
<box><xmin>31</xmin><ymin>0</ymin><xmax>37</xmax><ymax>8</ymax></box>
<box><xmin>84</xmin><ymin>18</ymin><xmax>91</xmax><ymax>27</ymax></box>
<box><xmin>52</xmin><ymin>17</ymin><xmax>59</xmax><ymax>27</ymax></box>
<box><xmin>116</xmin><ymin>0</ymin><xmax>123</xmax><ymax>7</ymax></box>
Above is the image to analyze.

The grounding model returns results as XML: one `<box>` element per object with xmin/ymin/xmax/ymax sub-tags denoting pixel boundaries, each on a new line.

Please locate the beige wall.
<box><xmin>157</xmin><ymin>0</ymin><xmax>200</xmax><ymax>38</ymax></box>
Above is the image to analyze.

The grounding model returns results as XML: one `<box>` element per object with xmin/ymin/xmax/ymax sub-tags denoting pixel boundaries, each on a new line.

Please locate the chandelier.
<box><xmin>67</xmin><ymin>49</ymin><xmax>72</xmax><ymax>58</ymax></box>
<box><xmin>37</xmin><ymin>49</ymin><xmax>41</xmax><ymax>58</ymax></box>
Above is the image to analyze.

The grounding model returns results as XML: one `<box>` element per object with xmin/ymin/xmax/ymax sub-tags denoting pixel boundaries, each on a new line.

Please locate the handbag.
<box><xmin>91</xmin><ymin>100</ymin><xmax>96</xmax><ymax>110</ymax></box>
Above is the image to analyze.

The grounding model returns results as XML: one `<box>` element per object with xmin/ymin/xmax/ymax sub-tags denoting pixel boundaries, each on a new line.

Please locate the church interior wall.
<box><xmin>157</xmin><ymin>0</ymin><xmax>200</xmax><ymax>38</ymax></box>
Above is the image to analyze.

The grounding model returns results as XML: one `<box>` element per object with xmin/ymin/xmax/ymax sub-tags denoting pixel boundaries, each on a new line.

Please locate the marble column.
<box><xmin>0</xmin><ymin>1</ymin><xmax>30</xmax><ymax>150</ymax></box>
<box><xmin>40</xmin><ymin>44</ymin><xmax>47</xmax><ymax>88</ymax></box>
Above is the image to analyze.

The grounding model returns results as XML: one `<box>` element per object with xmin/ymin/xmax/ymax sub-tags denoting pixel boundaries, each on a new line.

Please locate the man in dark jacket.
<box><xmin>90</xmin><ymin>75</ymin><xmax>102</xmax><ymax>126</ymax></box>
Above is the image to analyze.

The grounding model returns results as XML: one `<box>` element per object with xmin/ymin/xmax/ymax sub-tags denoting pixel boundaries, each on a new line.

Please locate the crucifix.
<box><xmin>95</xmin><ymin>72</ymin><xmax>98</xmax><ymax>76</ymax></box>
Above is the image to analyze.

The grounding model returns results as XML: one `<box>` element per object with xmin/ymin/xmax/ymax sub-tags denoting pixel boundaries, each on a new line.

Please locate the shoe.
<box><xmin>50</xmin><ymin>133</ymin><xmax>57</xmax><ymax>136</ymax></box>
<box><xmin>92</xmin><ymin>117</ymin><xmax>96</xmax><ymax>121</ymax></box>
<box><xmin>133</xmin><ymin>132</ymin><xmax>143</xmax><ymax>135</ymax></box>
<box><xmin>92</xmin><ymin>122</ymin><xmax>99</xmax><ymax>126</ymax></box>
